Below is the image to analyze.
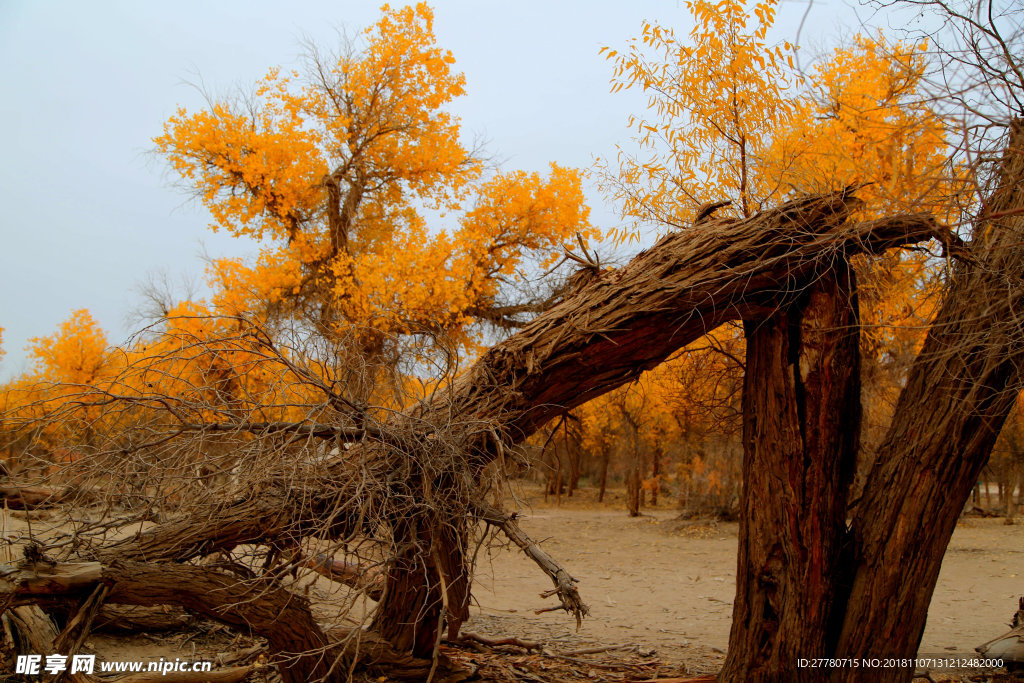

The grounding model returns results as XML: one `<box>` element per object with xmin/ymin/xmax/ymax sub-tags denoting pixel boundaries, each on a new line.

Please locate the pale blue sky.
<box><xmin>0</xmin><ymin>0</ymin><xmax>889</xmax><ymax>376</ymax></box>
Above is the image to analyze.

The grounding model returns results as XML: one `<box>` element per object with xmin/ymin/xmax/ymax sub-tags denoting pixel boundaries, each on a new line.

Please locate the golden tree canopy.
<box><xmin>155</xmin><ymin>3</ymin><xmax>595</xmax><ymax>353</ymax></box>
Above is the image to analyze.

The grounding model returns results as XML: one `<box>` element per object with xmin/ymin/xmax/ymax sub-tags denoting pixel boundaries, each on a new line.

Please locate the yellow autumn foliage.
<box><xmin>155</xmin><ymin>3</ymin><xmax>594</xmax><ymax>355</ymax></box>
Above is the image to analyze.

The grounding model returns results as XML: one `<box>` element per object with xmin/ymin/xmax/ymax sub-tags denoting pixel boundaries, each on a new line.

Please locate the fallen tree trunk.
<box><xmin>1</xmin><ymin>560</ymin><xmax>334</xmax><ymax>683</ymax></box>
<box><xmin>103</xmin><ymin>194</ymin><xmax>945</xmax><ymax>567</ymax></box>
<box><xmin>7</xmin><ymin>191</ymin><xmax>954</xmax><ymax>674</ymax></box>
<box><xmin>432</xmin><ymin>197</ymin><xmax>949</xmax><ymax>448</ymax></box>
<box><xmin>356</xmin><ymin>194</ymin><xmax>951</xmax><ymax>656</ymax></box>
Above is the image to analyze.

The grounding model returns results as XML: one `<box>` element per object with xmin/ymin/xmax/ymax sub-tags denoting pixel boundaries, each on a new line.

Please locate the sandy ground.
<box><xmin>463</xmin><ymin>490</ymin><xmax>1024</xmax><ymax>677</ymax></box>
<box><xmin>4</xmin><ymin>489</ymin><xmax>1023</xmax><ymax>679</ymax></box>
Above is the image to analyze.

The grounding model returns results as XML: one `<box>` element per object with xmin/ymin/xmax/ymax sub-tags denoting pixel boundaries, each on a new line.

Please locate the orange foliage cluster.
<box><xmin>1</xmin><ymin>306</ymin><xmax>349</xmax><ymax>468</ymax></box>
<box><xmin>154</xmin><ymin>3</ymin><xmax>595</xmax><ymax>353</ymax></box>
<box><xmin>599</xmin><ymin>0</ymin><xmax>794</xmax><ymax>232</ymax></box>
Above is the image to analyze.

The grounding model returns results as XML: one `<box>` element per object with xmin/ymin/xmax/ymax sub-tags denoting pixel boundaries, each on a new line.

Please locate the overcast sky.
<box><xmin>0</xmin><ymin>0</ymin><xmax>894</xmax><ymax>377</ymax></box>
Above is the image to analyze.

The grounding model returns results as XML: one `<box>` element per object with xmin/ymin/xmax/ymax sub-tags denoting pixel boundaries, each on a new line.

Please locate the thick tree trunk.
<box><xmin>720</xmin><ymin>262</ymin><xmax>860</xmax><ymax>682</ymax></box>
<box><xmin>832</xmin><ymin>122</ymin><xmax>1024</xmax><ymax>681</ymax></box>
<box><xmin>372</xmin><ymin>515</ymin><xmax>470</xmax><ymax>657</ymax></box>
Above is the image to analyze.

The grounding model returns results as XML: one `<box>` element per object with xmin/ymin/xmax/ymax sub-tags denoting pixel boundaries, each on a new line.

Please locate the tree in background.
<box><xmin>155</xmin><ymin>3</ymin><xmax>594</xmax><ymax>395</ymax></box>
<box><xmin>599</xmin><ymin>0</ymin><xmax>793</xmax><ymax>230</ymax></box>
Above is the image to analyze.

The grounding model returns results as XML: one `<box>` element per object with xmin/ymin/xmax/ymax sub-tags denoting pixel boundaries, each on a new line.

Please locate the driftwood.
<box><xmin>302</xmin><ymin>554</ymin><xmax>385</xmax><ymax>600</ymax></box>
<box><xmin>0</xmin><ymin>558</ymin><xmax>445</xmax><ymax>682</ymax></box>
<box><xmin>457</xmin><ymin>631</ymin><xmax>543</xmax><ymax>651</ymax></box>
<box><xmin>976</xmin><ymin>596</ymin><xmax>1024</xmax><ymax>664</ymax></box>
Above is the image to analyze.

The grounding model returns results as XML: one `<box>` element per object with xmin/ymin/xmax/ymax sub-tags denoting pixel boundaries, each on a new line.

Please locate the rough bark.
<box><xmin>1</xmin><ymin>560</ymin><xmax>334</xmax><ymax>683</ymax></box>
<box><xmin>832</xmin><ymin>121</ymin><xmax>1024</xmax><ymax>681</ymax></box>
<box><xmin>436</xmin><ymin>197</ymin><xmax>948</xmax><ymax>450</ymax></box>
<box><xmin>371</xmin><ymin>515</ymin><xmax>470</xmax><ymax>654</ymax></box>
<box><xmin>91</xmin><ymin>604</ymin><xmax>193</xmax><ymax>633</ymax></box>
<box><xmin>720</xmin><ymin>261</ymin><xmax>860</xmax><ymax>682</ymax></box>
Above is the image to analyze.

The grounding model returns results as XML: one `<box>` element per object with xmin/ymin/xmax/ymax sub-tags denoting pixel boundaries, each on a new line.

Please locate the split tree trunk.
<box><xmin>720</xmin><ymin>261</ymin><xmax>860</xmax><ymax>681</ymax></box>
<box><xmin>372</xmin><ymin>514</ymin><xmax>470</xmax><ymax>655</ymax></box>
<box><xmin>716</xmin><ymin>123</ymin><xmax>1024</xmax><ymax>683</ymax></box>
<box><xmin>311</xmin><ymin>195</ymin><xmax>953</xmax><ymax>663</ymax></box>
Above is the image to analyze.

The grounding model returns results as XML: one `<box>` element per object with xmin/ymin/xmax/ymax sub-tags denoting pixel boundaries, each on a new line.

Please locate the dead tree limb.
<box><xmin>1</xmin><ymin>560</ymin><xmax>334</xmax><ymax>683</ymax></box>
<box><xmin>302</xmin><ymin>554</ymin><xmax>384</xmax><ymax>600</ymax></box>
<box><xmin>473</xmin><ymin>501</ymin><xmax>588</xmax><ymax>628</ymax></box>
<box><xmin>0</xmin><ymin>485</ymin><xmax>83</xmax><ymax>510</ymax></box>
